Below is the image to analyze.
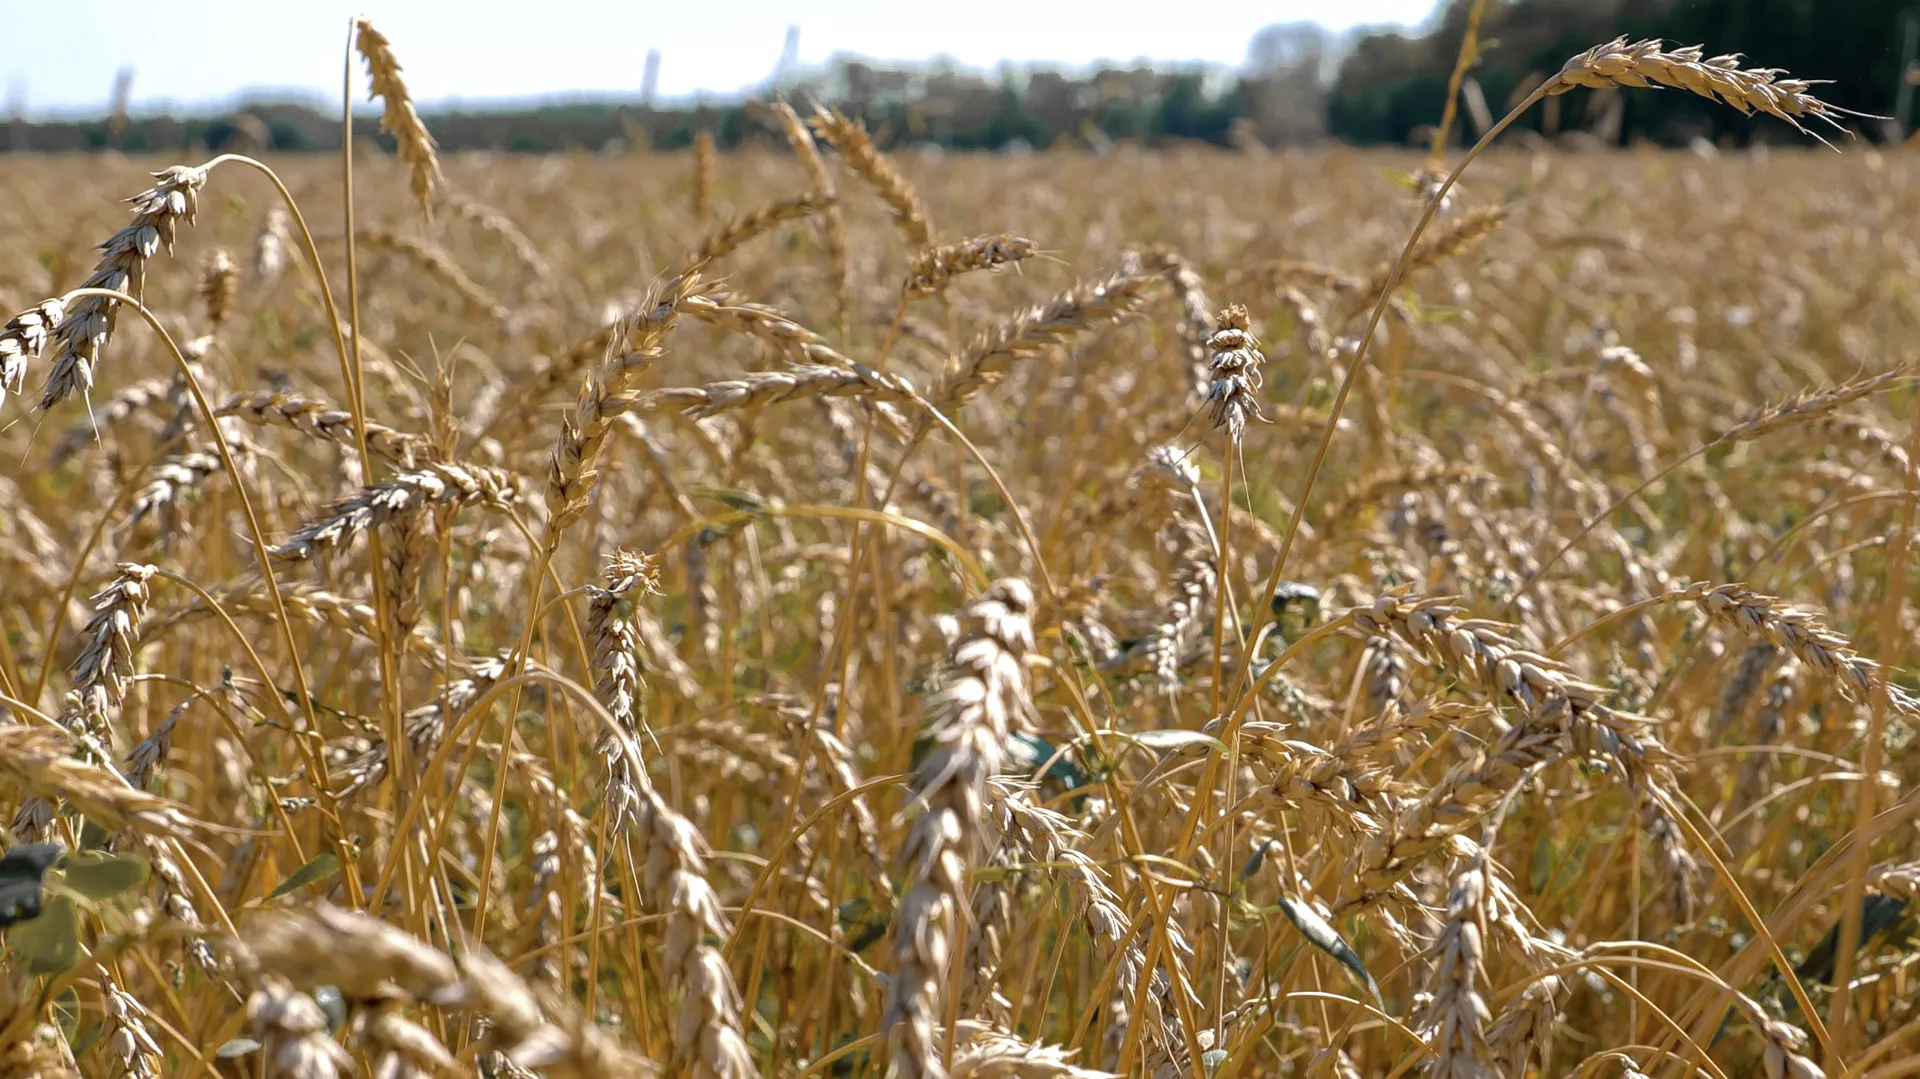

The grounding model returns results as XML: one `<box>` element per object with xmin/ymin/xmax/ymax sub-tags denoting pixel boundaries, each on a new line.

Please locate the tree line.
<box><xmin>7</xmin><ymin>0</ymin><xmax>1910</xmax><ymax>155</ymax></box>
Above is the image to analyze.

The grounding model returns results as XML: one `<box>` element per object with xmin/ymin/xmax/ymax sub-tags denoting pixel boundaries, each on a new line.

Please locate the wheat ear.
<box><xmin>353</xmin><ymin>18</ymin><xmax>444</xmax><ymax>216</ymax></box>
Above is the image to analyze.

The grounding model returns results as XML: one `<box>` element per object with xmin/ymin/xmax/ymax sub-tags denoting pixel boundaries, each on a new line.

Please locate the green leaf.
<box><xmin>217</xmin><ymin>1039</ymin><xmax>263</xmax><ymax>1059</ymax></box>
<box><xmin>77</xmin><ymin>819</ymin><xmax>113</xmax><ymax>851</ymax></box>
<box><xmin>8</xmin><ymin>893</ymin><xmax>82</xmax><ymax>974</ymax></box>
<box><xmin>1276</xmin><ymin>893</ymin><xmax>1382</xmax><ymax>1010</ymax></box>
<box><xmin>267</xmin><ymin>852</ymin><xmax>340</xmax><ymax>900</ymax></box>
<box><xmin>57</xmin><ymin>851</ymin><xmax>150</xmax><ymax>900</ymax></box>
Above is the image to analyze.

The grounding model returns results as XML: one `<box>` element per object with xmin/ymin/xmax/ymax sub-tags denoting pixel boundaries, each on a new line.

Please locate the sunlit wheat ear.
<box><xmin>99</xmin><ymin>984</ymin><xmax>164</xmax><ymax>1079</ymax></box>
<box><xmin>40</xmin><ymin>165</ymin><xmax>205</xmax><ymax>410</ymax></box>
<box><xmin>1203</xmin><ymin>303</ymin><xmax>1266</xmax><ymax>442</ymax></box>
<box><xmin>218</xmin><ymin>389</ymin><xmax>437</xmax><ymax>468</ymax></box>
<box><xmin>1694</xmin><ymin>583</ymin><xmax>1920</xmax><ymax>715</ymax></box>
<box><xmin>937</xmin><ymin>269</ymin><xmax>1157</xmax><ymax>409</ymax></box>
<box><xmin>679</xmin><ymin>291</ymin><xmax>855</xmax><ymax>367</ymax></box>
<box><xmin>69</xmin><ymin>562</ymin><xmax>157</xmax><ymax>731</ymax></box>
<box><xmin>905</xmin><ymin>234</ymin><xmax>1039</xmax><ymax>298</ymax></box>
<box><xmin>1414</xmin><ymin>837</ymin><xmax>1495</xmax><ymax>1079</ymax></box>
<box><xmin>884</xmin><ymin>579</ymin><xmax>1037</xmax><ymax>1079</ymax></box>
<box><xmin>246</xmin><ymin>978</ymin><xmax>353</xmax><ymax>1079</ymax></box>
<box><xmin>354</xmin><ymin>17</ymin><xmax>443</xmax><ymax>217</ymax></box>
<box><xmin>1549</xmin><ymin>37</ymin><xmax>1853</xmax><ymax>137</ymax></box>
<box><xmin>630</xmin><ymin>786</ymin><xmax>756</xmax><ymax>1079</ymax></box>
<box><xmin>809</xmin><ymin>103</ymin><xmax>935</xmax><ymax>246</ymax></box>
<box><xmin>546</xmin><ymin>272</ymin><xmax>701</xmax><ymax>533</ymax></box>
<box><xmin>649</xmin><ymin>363</ymin><xmax>916</xmax><ymax>419</ymax></box>
<box><xmin>1728</xmin><ymin>993</ymin><xmax>1825</xmax><ymax>1079</ymax></box>
<box><xmin>0</xmin><ymin>299</ymin><xmax>63</xmax><ymax>409</ymax></box>
<box><xmin>688</xmin><ymin>192</ymin><xmax>830</xmax><ymax>267</ymax></box>
<box><xmin>269</xmin><ymin>460</ymin><xmax>518</xmax><ymax>563</ymax></box>
<box><xmin>589</xmin><ymin>549</ymin><xmax>660</xmax><ymax>820</ymax></box>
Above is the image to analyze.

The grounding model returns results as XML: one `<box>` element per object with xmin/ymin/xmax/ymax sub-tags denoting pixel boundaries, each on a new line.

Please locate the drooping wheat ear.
<box><xmin>1486</xmin><ymin>974</ymin><xmax>1563</xmax><ymax>1079</ymax></box>
<box><xmin>649</xmin><ymin>363</ymin><xmax>916</xmax><ymax>419</ymax></box>
<box><xmin>693</xmin><ymin>130</ymin><xmax>716</xmax><ymax>220</ymax></box>
<box><xmin>1128</xmin><ymin>246</ymin><xmax>1214</xmax><ymax>400</ymax></box>
<box><xmin>1114</xmin><ymin>517</ymin><xmax>1215</xmax><ymax>689</ymax></box>
<box><xmin>884</xmin><ymin>579</ymin><xmax>1037</xmax><ymax>1079</ymax></box>
<box><xmin>198</xmin><ymin>247</ymin><xmax>236</xmax><ymax>332</ymax></box>
<box><xmin>1727</xmin><ymin>992</ymin><xmax>1824</xmax><ymax>1079</ymax></box>
<box><xmin>218</xmin><ymin>389</ymin><xmax>436</xmax><ymax>468</ymax></box>
<box><xmin>680</xmin><ymin>291</ymin><xmax>855</xmax><ymax>367</ymax></box>
<box><xmin>359</xmin><ymin>229</ymin><xmax>510</xmax><ymax>325</ymax></box>
<box><xmin>253</xmin><ymin>206</ymin><xmax>289</xmax><ymax>283</ymax></box>
<box><xmin>124</xmin><ymin>444</ymin><xmax>228</xmax><ymax>540</ymax></box>
<box><xmin>809</xmin><ymin>103</ymin><xmax>936</xmax><ymax>247</ymax></box>
<box><xmin>1709</xmin><ymin>365</ymin><xmax>1914</xmax><ymax>450</ymax></box>
<box><xmin>589</xmin><ymin>550</ymin><xmax>660</xmax><ymax>821</ymax></box>
<box><xmin>98</xmin><ymin>983</ymin><xmax>163</xmax><ymax>1079</ymax></box>
<box><xmin>1415</xmin><ymin>838</ymin><xmax>1495</xmax><ymax>1078</ymax></box>
<box><xmin>270</xmin><ymin>461</ymin><xmax>520</xmax><ymax>563</ymax></box>
<box><xmin>123</xmin><ymin>695</ymin><xmax>188</xmax><ymax>789</ymax></box>
<box><xmin>689</xmin><ymin>191</ymin><xmax>829</xmax><ymax>267</ymax></box>
<box><xmin>936</xmin><ymin>271</ymin><xmax>1157</xmax><ymax>410</ymax></box>
<box><xmin>69</xmin><ymin>562</ymin><xmax>156</xmax><ymax>728</ymax></box>
<box><xmin>0</xmin><ymin>726</ymin><xmax>199</xmax><ymax>837</ymax></box>
<box><xmin>246</xmin><ymin>978</ymin><xmax>353</xmax><ymax>1079</ymax></box>
<box><xmin>1694</xmin><ymin>583</ymin><xmax>1920</xmax><ymax>716</ymax></box>
<box><xmin>1204</xmin><ymin>303</ymin><xmax>1267</xmax><ymax>442</ymax></box>
<box><xmin>353</xmin><ymin>18</ymin><xmax>444</xmax><ymax>216</ymax></box>
<box><xmin>1548</xmin><ymin>37</ymin><xmax>1851</xmax><ymax>137</ymax></box>
<box><xmin>547</xmin><ymin>272</ymin><xmax>701</xmax><ymax>532</ymax></box>
<box><xmin>627</xmin><ymin>785</ymin><xmax>756</xmax><ymax>1079</ymax></box>
<box><xmin>906</xmin><ymin>234</ymin><xmax>1039</xmax><ymax>298</ymax></box>
<box><xmin>1</xmin><ymin>299</ymin><xmax>63</xmax><ymax>410</ymax></box>
<box><xmin>40</xmin><ymin>166</ymin><xmax>206</xmax><ymax>410</ymax></box>
<box><xmin>449</xmin><ymin>195</ymin><xmax>554</xmax><ymax>281</ymax></box>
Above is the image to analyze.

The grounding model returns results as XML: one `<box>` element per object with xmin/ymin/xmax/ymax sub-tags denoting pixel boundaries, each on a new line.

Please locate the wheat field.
<box><xmin>0</xmin><ymin>29</ymin><xmax>1917</xmax><ymax>1079</ymax></box>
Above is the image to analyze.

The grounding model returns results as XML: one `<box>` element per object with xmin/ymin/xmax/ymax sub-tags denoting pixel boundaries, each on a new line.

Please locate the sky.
<box><xmin>5</xmin><ymin>0</ymin><xmax>1439</xmax><ymax>118</ymax></box>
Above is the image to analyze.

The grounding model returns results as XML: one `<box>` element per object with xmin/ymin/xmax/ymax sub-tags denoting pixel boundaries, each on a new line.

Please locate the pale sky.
<box><xmin>5</xmin><ymin>0</ymin><xmax>1438</xmax><ymax>117</ymax></box>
